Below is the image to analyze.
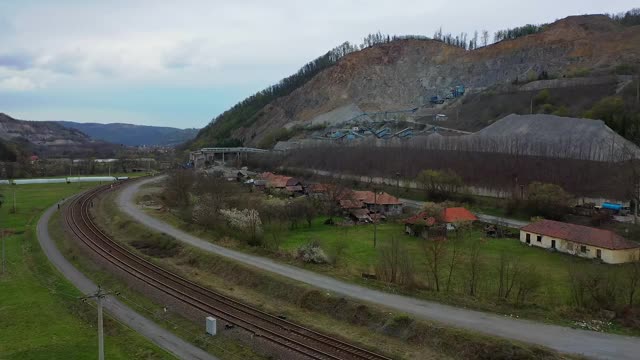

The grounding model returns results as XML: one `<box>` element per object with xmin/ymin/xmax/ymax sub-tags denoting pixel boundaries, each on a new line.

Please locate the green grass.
<box><xmin>97</xmin><ymin>190</ymin><xmax>573</xmax><ymax>360</ymax></box>
<box><xmin>136</xmin><ymin>181</ymin><xmax>639</xmax><ymax>334</ymax></box>
<box><xmin>9</xmin><ymin>171</ymin><xmax>150</xmax><ymax>180</ymax></box>
<box><xmin>0</xmin><ymin>183</ymin><xmax>173</xmax><ymax>359</ymax></box>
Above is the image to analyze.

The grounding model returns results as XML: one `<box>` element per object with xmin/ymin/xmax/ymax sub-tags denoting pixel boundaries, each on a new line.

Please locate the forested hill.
<box><xmin>57</xmin><ymin>121</ymin><xmax>198</xmax><ymax>147</ymax></box>
<box><xmin>0</xmin><ymin>113</ymin><xmax>118</xmax><ymax>159</ymax></box>
<box><xmin>189</xmin><ymin>10</ymin><xmax>640</xmax><ymax>149</ymax></box>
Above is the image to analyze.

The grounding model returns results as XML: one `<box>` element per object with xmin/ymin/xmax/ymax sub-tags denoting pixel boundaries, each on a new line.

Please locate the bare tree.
<box><xmin>466</xmin><ymin>241</ymin><xmax>483</xmax><ymax>296</ymax></box>
<box><xmin>376</xmin><ymin>237</ymin><xmax>414</xmax><ymax>286</ymax></box>
<box><xmin>625</xmin><ymin>256</ymin><xmax>640</xmax><ymax>306</ymax></box>
<box><xmin>568</xmin><ymin>264</ymin><xmax>587</xmax><ymax>308</ymax></box>
<box><xmin>496</xmin><ymin>251</ymin><xmax>522</xmax><ymax>299</ymax></box>
<box><xmin>481</xmin><ymin>30</ymin><xmax>489</xmax><ymax>47</ymax></box>
<box><xmin>163</xmin><ymin>169</ymin><xmax>196</xmax><ymax>208</ymax></box>
<box><xmin>514</xmin><ymin>266</ymin><xmax>541</xmax><ymax>305</ymax></box>
<box><xmin>423</xmin><ymin>239</ymin><xmax>447</xmax><ymax>291</ymax></box>
<box><xmin>445</xmin><ymin>225</ymin><xmax>464</xmax><ymax>292</ymax></box>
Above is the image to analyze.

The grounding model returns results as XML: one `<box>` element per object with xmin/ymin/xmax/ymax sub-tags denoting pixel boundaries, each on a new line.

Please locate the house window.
<box><xmin>536</xmin><ymin>235</ymin><xmax>542</xmax><ymax>242</ymax></box>
<box><xmin>580</xmin><ymin>245</ymin><xmax>587</xmax><ymax>253</ymax></box>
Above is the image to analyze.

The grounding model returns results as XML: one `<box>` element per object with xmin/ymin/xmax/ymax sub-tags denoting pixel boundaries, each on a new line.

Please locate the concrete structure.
<box><xmin>520</xmin><ymin>220</ymin><xmax>640</xmax><ymax>264</ymax></box>
<box><xmin>189</xmin><ymin>147</ymin><xmax>268</xmax><ymax>168</ymax></box>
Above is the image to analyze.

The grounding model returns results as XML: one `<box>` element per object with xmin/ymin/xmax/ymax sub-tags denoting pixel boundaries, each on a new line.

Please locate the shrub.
<box><xmin>297</xmin><ymin>241</ymin><xmax>329</xmax><ymax>264</ymax></box>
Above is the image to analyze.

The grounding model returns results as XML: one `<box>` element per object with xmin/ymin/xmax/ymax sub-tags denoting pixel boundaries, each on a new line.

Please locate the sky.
<box><xmin>0</xmin><ymin>1</ymin><xmax>637</xmax><ymax>129</ymax></box>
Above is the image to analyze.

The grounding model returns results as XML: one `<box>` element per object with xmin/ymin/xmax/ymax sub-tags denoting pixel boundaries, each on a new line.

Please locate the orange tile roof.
<box><xmin>442</xmin><ymin>207</ymin><xmax>478</xmax><ymax>223</ymax></box>
<box><xmin>521</xmin><ymin>219</ymin><xmax>640</xmax><ymax>250</ymax></box>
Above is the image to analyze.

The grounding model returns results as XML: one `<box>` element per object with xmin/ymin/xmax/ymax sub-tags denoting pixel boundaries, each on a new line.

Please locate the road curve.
<box><xmin>119</xmin><ymin>177</ymin><xmax>639</xmax><ymax>360</ymax></box>
<box><xmin>37</xmin><ymin>200</ymin><xmax>217</xmax><ymax>360</ymax></box>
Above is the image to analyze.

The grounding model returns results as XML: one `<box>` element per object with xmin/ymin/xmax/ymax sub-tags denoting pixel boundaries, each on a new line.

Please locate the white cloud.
<box><xmin>0</xmin><ymin>76</ymin><xmax>38</xmax><ymax>91</ymax></box>
<box><xmin>0</xmin><ymin>0</ymin><xmax>637</xmax><ymax>125</ymax></box>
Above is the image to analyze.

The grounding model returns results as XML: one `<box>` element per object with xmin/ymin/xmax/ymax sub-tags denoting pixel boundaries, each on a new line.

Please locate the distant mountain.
<box><xmin>0</xmin><ymin>113</ymin><xmax>118</xmax><ymax>159</ymax></box>
<box><xmin>57</xmin><ymin>121</ymin><xmax>198</xmax><ymax>147</ymax></box>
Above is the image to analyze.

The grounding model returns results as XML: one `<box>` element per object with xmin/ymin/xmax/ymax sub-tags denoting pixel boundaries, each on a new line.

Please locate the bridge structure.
<box><xmin>189</xmin><ymin>147</ymin><xmax>269</xmax><ymax>168</ymax></box>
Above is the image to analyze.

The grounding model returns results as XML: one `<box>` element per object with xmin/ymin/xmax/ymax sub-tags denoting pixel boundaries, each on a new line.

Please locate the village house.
<box><xmin>350</xmin><ymin>190</ymin><xmax>403</xmax><ymax>216</ymax></box>
<box><xmin>519</xmin><ymin>219</ymin><xmax>640</xmax><ymax>264</ymax></box>
<box><xmin>441</xmin><ymin>207</ymin><xmax>478</xmax><ymax>229</ymax></box>
<box><xmin>259</xmin><ymin>172</ymin><xmax>303</xmax><ymax>194</ymax></box>
<box><xmin>404</xmin><ymin>207</ymin><xmax>477</xmax><ymax>237</ymax></box>
<box><xmin>305</xmin><ymin>183</ymin><xmax>329</xmax><ymax>198</ymax></box>
<box><xmin>403</xmin><ymin>212</ymin><xmax>436</xmax><ymax>237</ymax></box>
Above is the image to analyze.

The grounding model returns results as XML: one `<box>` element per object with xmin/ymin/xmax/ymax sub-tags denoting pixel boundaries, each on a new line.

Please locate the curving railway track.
<box><xmin>64</xmin><ymin>183</ymin><xmax>392</xmax><ymax>360</ymax></box>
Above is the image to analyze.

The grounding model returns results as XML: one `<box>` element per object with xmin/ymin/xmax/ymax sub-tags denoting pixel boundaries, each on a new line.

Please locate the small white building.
<box><xmin>520</xmin><ymin>220</ymin><xmax>640</xmax><ymax>264</ymax></box>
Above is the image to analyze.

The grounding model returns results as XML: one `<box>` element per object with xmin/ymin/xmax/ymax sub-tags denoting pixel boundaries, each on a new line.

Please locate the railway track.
<box><xmin>64</xmin><ymin>183</ymin><xmax>392</xmax><ymax>360</ymax></box>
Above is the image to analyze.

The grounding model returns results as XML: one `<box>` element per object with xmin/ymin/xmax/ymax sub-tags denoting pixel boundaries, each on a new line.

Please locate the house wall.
<box><xmin>519</xmin><ymin>231</ymin><xmax>640</xmax><ymax>264</ymax></box>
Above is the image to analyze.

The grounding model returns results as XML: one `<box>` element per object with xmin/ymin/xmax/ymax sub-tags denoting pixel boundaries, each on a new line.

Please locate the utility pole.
<box><xmin>13</xmin><ymin>189</ymin><xmax>16</xmax><ymax>213</ymax></box>
<box><xmin>530</xmin><ymin>97</ymin><xmax>533</xmax><ymax>114</ymax></box>
<box><xmin>81</xmin><ymin>286</ymin><xmax>118</xmax><ymax>360</ymax></box>
<box><xmin>373</xmin><ymin>191</ymin><xmax>378</xmax><ymax>248</ymax></box>
<box><xmin>1</xmin><ymin>231</ymin><xmax>5</xmax><ymax>275</ymax></box>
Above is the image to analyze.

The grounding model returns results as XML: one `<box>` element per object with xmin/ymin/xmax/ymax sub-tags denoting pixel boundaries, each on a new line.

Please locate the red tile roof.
<box><xmin>403</xmin><ymin>212</ymin><xmax>436</xmax><ymax>225</ymax></box>
<box><xmin>442</xmin><ymin>207</ymin><xmax>478</xmax><ymax>223</ymax></box>
<box><xmin>351</xmin><ymin>190</ymin><xmax>402</xmax><ymax>205</ymax></box>
<box><xmin>259</xmin><ymin>172</ymin><xmax>300</xmax><ymax>189</ymax></box>
<box><xmin>521</xmin><ymin>219</ymin><xmax>640</xmax><ymax>250</ymax></box>
<box><xmin>308</xmin><ymin>183</ymin><xmax>328</xmax><ymax>193</ymax></box>
<box><xmin>340</xmin><ymin>199</ymin><xmax>364</xmax><ymax>209</ymax></box>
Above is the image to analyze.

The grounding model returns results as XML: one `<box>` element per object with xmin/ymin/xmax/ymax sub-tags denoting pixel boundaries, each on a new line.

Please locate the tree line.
<box><xmin>252</xmin><ymin>145</ymin><xmax>634</xmax><ymax>200</ymax></box>
<box><xmin>608</xmin><ymin>8</ymin><xmax>640</xmax><ymax>26</ymax></box>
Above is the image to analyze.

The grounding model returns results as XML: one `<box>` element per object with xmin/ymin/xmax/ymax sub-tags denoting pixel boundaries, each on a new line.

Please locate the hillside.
<box><xmin>57</xmin><ymin>121</ymin><xmax>198</xmax><ymax>147</ymax></box>
<box><xmin>191</xmin><ymin>13</ymin><xmax>640</xmax><ymax>149</ymax></box>
<box><xmin>0</xmin><ymin>113</ymin><xmax>118</xmax><ymax>158</ymax></box>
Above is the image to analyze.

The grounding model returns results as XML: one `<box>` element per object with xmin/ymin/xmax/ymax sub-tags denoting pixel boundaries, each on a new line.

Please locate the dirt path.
<box><xmin>119</xmin><ymin>176</ymin><xmax>640</xmax><ymax>360</ymax></box>
<box><xmin>36</xmin><ymin>201</ymin><xmax>217</xmax><ymax>360</ymax></box>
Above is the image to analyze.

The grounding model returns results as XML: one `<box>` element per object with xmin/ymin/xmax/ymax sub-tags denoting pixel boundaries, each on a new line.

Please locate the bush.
<box><xmin>130</xmin><ymin>233</ymin><xmax>182</xmax><ymax>258</ymax></box>
<box><xmin>533</xmin><ymin>89</ymin><xmax>550</xmax><ymax>106</ymax></box>
<box><xmin>525</xmin><ymin>182</ymin><xmax>570</xmax><ymax>220</ymax></box>
<box><xmin>297</xmin><ymin>241</ymin><xmax>329</xmax><ymax>264</ymax></box>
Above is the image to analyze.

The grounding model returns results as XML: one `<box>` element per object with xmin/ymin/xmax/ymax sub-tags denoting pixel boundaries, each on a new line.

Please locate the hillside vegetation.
<box><xmin>57</xmin><ymin>121</ymin><xmax>198</xmax><ymax>147</ymax></box>
<box><xmin>0</xmin><ymin>113</ymin><xmax>118</xmax><ymax>159</ymax></box>
<box><xmin>190</xmin><ymin>11</ymin><xmax>640</xmax><ymax>149</ymax></box>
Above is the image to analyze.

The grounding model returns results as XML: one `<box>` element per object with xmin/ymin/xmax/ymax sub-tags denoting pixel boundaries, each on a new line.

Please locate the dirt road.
<box><xmin>37</xmin><ymin>201</ymin><xmax>217</xmax><ymax>360</ymax></box>
<box><xmin>119</xmin><ymin>177</ymin><xmax>640</xmax><ymax>359</ymax></box>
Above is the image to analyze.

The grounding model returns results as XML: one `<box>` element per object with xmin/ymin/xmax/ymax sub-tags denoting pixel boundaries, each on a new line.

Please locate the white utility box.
<box><xmin>206</xmin><ymin>316</ymin><xmax>217</xmax><ymax>336</ymax></box>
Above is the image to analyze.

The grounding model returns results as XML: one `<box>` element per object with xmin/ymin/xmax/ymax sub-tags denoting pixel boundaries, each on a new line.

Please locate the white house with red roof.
<box><xmin>520</xmin><ymin>219</ymin><xmax>640</xmax><ymax>264</ymax></box>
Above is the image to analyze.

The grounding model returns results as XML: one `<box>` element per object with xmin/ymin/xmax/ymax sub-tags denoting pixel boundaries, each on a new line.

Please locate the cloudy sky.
<box><xmin>0</xmin><ymin>1</ymin><xmax>636</xmax><ymax>129</ymax></box>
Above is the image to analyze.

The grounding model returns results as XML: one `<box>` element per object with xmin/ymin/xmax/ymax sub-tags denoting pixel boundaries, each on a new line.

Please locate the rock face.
<box><xmin>196</xmin><ymin>14</ymin><xmax>640</xmax><ymax>147</ymax></box>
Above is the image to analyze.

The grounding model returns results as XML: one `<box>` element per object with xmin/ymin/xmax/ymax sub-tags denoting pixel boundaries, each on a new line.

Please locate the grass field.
<box><xmin>100</xmin><ymin>189</ymin><xmax>573</xmax><ymax>360</ymax></box>
<box><xmin>138</xmin><ymin>180</ymin><xmax>640</xmax><ymax>334</ymax></box>
<box><xmin>0</xmin><ymin>183</ymin><xmax>172</xmax><ymax>359</ymax></box>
